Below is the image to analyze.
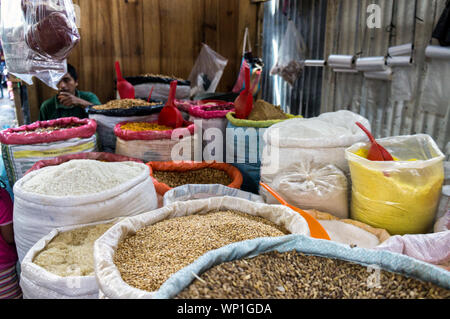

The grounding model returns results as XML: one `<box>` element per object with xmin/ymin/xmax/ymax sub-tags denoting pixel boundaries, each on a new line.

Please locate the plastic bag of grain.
<box><xmin>93</xmin><ymin>196</ymin><xmax>310</xmax><ymax>299</ymax></box>
<box><xmin>153</xmin><ymin>235</ymin><xmax>450</xmax><ymax>299</ymax></box>
<box><xmin>13</xmin><ymin>160</ymin><xmax>157</xmax><ymax>263</ymax></box>
<box><xmin>163</xmin><ymin>184</ymin><xmax>264</xmax><ymax>206</ymax></box>
<box><xmin>114</xmin><ymin>120</ymin><xmax>198</xmax><ymax>162</ymax></box>
<box><xmin>20</xmin><ymin>219</ymin><xmax>119</xmax><ymax>299</ymax></box>
<box><xmin>264</xmin><ymin>162</ymin><xmax>349</xmax><ymax>219</ymax></box>
<box><xmin>0</xmin><ymin>117</ymin><xmax>98</xmax><ymax>186</ymax></box>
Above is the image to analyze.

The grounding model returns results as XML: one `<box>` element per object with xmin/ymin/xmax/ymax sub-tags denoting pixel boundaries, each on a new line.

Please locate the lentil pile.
<box><xmin>33</xmin><ymin>223</ymin><xmax>114</xmax><ymax>277</ymax></box>
<box><xmin>176</xmin><ymin>251</ymin><xmax>450</xmax><ymax>299</ymax></box>
<box><xmin>120</xmin><ymin>122</ymin><xmax>173</xmax><ymax>132</ymax></box>
<box><xmin>113</xmin><ymin>210</ymin><xmax>289</xmax><ymax>292</ymax></box>
<box><xmin>152</xmin><ymin>168</ymin><xmax>232</xmax><ymax>188</ymax></box>
<box><xmin>93</xmin><ymin>99</ymin><xmax>159</xmax><ymax>110</ymax></box>
<box><xmin>16</xmin><ymin>123</ymin><xmax>83</xmax><ymax>134</ymax></box>
<box><xmin>247</xmin><ymin>99</ymin><xmax>289</xmax><ymax>121</ymax></box>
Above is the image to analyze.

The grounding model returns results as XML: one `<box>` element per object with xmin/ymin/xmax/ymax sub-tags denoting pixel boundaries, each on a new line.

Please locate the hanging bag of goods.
<box><xmin>88</xmin><ymin>98</ymin><xmax>164</xmax><ymax>153</ymax></box>
<box><xmin>188</xmin><ymin>101</ymin><xmax>234</xmax><ymax>161</ymax></box>
<box><xmin>345</xmin><ymin>134</ymin><xmax>445</xmax><ymax>235</ymax></box>
<box><xmin>13</xmin><ymin>160</ymin><xmax>157</xmax><ymax>263</ymax></box>
<box><xmin>0</xmin><ymin>117</ymin><xmax>98</xmax><ymax>186</ymax></box>
<box><xmin>225</xmin><ymin>100</ymin><xmax>301</xmax><ymax>194</ymax></box>
<box><xmin>93</xmin><ymin>197</ymin><xmax>310</xmax><ymax>299</ymax></box>
<box><xmin>114</xmin><ymin>120</ymin><xmax>197</xmax><ymax>162</ymax></box>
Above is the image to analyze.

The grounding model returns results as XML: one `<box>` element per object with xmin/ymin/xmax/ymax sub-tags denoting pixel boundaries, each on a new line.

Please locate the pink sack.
<box><xmin>114</xmin><ymin>120</ymin><xmax>195</xmax><ymax>141</ymax></box>
<box><xmin>188</xmin><ymin>102</ymin><xmax>234</xmax><ymax>119</ymax></box>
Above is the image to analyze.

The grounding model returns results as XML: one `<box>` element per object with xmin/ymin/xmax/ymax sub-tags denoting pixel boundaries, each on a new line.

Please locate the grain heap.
<box><xmin>93</xmin><ymin>99</ymin><xmax>159</xmax><ymax>110</ymax></box>
<box><xmin>113</xmin><ymin>210</ymin><xmax>289</xmax><ymax>292</ymax></box>
<box><xmin>247</xmin><ymin>99</ymin><xmax>289</xmax><ymax>121</ymax></box>
<box><xmin>33</xmin><ymin>223</ymin><xmax>114</xmax><ymax>277</ymax></box>
<box><xmin>152</xmin><ymin>168</ymin><xmax>232</xmax><ymax>188</ymax></box>
<box><xmin>140</xmin><ymin>73</ymin><xmax>185</xmax><ymax>81</ymax></box>
<box><xmin>120</xmin><ymin>122</ymin><xmax>172</xmax><ymax>132</ymax></box>
<box><xmin>21</xmin><ymin>160</ymin><xmax>145</xmax><ymax>196</ymax></box>
<box><xmin>16</xmin><ymin>123</ymin><xmax>83</xmax><ymax>134</ymax></box>
<box><xmin>176</xmin><ymin>251</ymin><xmax>450</xmax><ymax>299</ymax></box>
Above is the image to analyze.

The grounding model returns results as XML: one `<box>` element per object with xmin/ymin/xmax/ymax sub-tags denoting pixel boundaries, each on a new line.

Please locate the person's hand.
<box><xmin>58</xmin><ymin>92</ymin><xmax>91</xmax><ymax>108</ymax></box>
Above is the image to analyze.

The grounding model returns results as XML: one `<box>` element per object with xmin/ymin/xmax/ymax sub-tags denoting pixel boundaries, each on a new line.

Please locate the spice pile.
<box><xmin>247</xmin><ymin>99</ymin><xmax>289</xmax><ymax>121</ymax></box>
<box><xmin>33</xmin><ymin>223</ymin><xmax>114</xmax><ymax>277</ymax></box>
<box><xmin>152</xmin><ymin>168</ymin><xmax>232</xmax><ymax>188</ymax></box>
<box><xmin>176</xmin><ymin>250</ymin><xmax>450</xmax><ymax>299</ymax></box>
<box><xmin>120</xmin><ymin>122</ymin><xmax>172</xmax><ymax>132</ymax></box>
<box><xmin>113</xmin><ymin>210</ymin><xmax>289</xmax><ymax>292</ymax></box>
<box><xmin>93</xmin><ymin>99</ymin><xmax>159</xmax><ymax>110</ymax></box>
<box><xmin>16</xmin><ymin>123</ymin><xmax>83</xmax><ymax>134</ymax></box>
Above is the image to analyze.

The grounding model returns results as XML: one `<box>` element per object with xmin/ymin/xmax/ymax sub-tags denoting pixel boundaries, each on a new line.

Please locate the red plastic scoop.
<box><xmin>147</xmin><ymin>86</ymin><xmax>154</xmax><ymax>102</ymax></box>
<box><xmin>356</xmin><ymin>122</ymin><xmax>394</xmax><ymax>161</ymax></box>
<box><xmin>234</xmin><ymin>61</ymin><xmax>254</xmax><ymax>119</ymax></box>
<box><xmin>158</xmin><ymin>80</ymin><xmax>184</xmax><ymax>128</ymax></box>
<box><xmin>115</xmin><ymin>61</ymin><xmax>135</xmax><ymax>99</ymax></box>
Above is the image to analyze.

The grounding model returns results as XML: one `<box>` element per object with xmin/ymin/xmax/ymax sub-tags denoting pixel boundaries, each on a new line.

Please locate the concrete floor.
<box><xmin>0</xmin><ymin>87</ymin><xmax>17</xmax><ymax>129</ymax></box>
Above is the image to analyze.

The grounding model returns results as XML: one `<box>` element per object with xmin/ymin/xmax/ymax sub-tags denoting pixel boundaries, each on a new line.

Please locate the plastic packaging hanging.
<box><xmin>270</xmin><ymin>20</ymin><xmax>307</xmax><ymax>86</ymax></box>
<box><xmin>0</xmin><ymin>0</ymin><xmax>80</xmax><ymax>89</ymax></box>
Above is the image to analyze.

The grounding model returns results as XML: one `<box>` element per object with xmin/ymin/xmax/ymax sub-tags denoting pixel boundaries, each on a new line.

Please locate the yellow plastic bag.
<box><xmin>345</xmin><ymin>134</ymin><xmax>444</xmax><ymax>235</ymax></box>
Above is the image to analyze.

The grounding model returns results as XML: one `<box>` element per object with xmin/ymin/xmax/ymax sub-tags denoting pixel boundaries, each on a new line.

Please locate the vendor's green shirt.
<box><xmin>39</xmin><ymin>90</ymin><xmax>101</xmax><ymax>121</ymax></box>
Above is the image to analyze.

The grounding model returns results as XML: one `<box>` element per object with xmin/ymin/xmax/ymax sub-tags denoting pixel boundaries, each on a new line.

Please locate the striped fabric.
<box><xmin>0</xmin><ymin>265</ymin><xmax>22</xmax><ymax>299</ymax></box>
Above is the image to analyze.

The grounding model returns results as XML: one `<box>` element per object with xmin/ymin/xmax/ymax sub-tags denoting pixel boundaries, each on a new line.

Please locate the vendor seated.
<box><xmin>39</xmin><ymin>64</ymin><xmax>101</xmax><ymax>121</ymax></box>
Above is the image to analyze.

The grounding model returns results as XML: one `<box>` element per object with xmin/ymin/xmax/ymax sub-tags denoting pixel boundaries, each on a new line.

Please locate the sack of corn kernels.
<box><xmin>93</xmin><ymin>197</ymin><xmax>310</xmax><ymax>299</ymax></box>
<box><xmin>20</xmin><ymin>219</ymin><xmax>119</xmax><ymax>299</ymax></box>
<box><xmin>13</xmin><ymin>160</ymin><xmax>157</xmax><ymax>263</ymax></box>
<box><xmin>114</xmin><ymin>120</ymin><xmax>199</xmax><ymax>162</ymax></box>
<box><xmin>0</xmin><ymin>117</ymin><xmax>98</xmax><ymax>187</ymax></box>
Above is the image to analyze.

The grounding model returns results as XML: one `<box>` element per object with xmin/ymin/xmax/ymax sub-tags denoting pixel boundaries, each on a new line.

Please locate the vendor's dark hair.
<box><xmin>67</xmin><ymin>63</ymin><xmax>78</xmax><ymax>82</ymax></box>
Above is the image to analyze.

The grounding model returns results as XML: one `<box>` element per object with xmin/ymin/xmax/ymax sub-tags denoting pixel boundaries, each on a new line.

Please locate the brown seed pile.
<box><xmin>113</xmin><ymin>210</ymin><xmax>289</xmax><ymax>292</ymax></box>
<box><xmin>93</xmin><ymin>99</ymin><xmax>159</xmax><ymax>110</ymax></box>
<box><xmin>140</xmin><ymin>73</ymin><xmax>185</xmax><ymax>81</ymax></box>
<box><xmin>176</xmin><ymin>251</ymin><xmax>450</xmax><ymax>299</ymax></box>
<box><xmin>247</xmin><ymin>99</ymin><xmax>288</xmax><ymax>121</ymax></box>
<box><xmin>16</xmin><ymin>123</ymin><xmax>83</xmax><ymax>134</ymax></box>
<box><xmin>152</xmin><ymin>168</ymin><xmax>232</xmax><ymax>188</ymax></box>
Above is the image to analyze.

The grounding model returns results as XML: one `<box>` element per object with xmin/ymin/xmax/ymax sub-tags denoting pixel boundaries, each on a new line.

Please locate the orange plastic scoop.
<box><xmin>158</xmin><ymin>80</ymin><xmax>184</xmax><ymax>128</ymax></box>
<box><xmin>355</xmin><ymin>122</ymin><xmax>394</xmax><ymax>161</ymax></box>
<box><xmin>260</xmin><ymin>182</ymin><xmax>330</xmax><ymax>240</ymax></box>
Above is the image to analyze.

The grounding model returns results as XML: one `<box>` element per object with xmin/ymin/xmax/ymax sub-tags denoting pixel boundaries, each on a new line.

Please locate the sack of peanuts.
<box><xmin>163</xmin><ymin>184</ymin><xmax>264</xmax><ymax>206</ymax></box>
<box><xmin>188</xmin><ymin>101</ymin><xmax>234</xmax><ymax>161</ymax></box>
<box><xmin>13</xmin><ymin>160</ymin><xmax>157</xmax><ymax>262</ymax></box>
<box><xmin>88</xmin><ymin>99</ymin><xmax>164</xmax><ymax>153</ymax></box>
<box><xmin>152</xmin><ymin>235</ymin><xmax>450</xmax><ymax>299</ymax></box>
<box><xmin>93</xmin><ymin>197</ymin><xmax>310</xmax><ymax>299</ymax></box>
<box><xmin>0</xmin><ymin>117</ymin><xmax>98</xmax><ymax>187</ymax></box>
<box><xmin>20</xmin><ymin>219</ymin><xmax>119</xmax><ymax>299</ymax></box>
<box><xmin>114</xmin><ymin>120</ymin><xmax>198</xmax><ymax>162</ymax></box>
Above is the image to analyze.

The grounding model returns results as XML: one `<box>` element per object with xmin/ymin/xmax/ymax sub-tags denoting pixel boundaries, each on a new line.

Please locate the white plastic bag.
<box><xmin>93</xmin><ymin>197</ymin><xmax>310</xmax><ymax>299</ymax></box>
<box><xmin>13</xmin><ymin>162</ymin><xmax>157</xmax><ymax>262</ymax></box>
<box><xmin>0</xmin><ymin>0</ymin><xmax>80</xmax><ymax>89</ymax></box>
<box><xmin>264</xmin><ymin>162</ymin><xmax>348</xmax><ymax>219</ymax></box>
<box><xmin>188</xmin><ymin>43</ymin><xmax>228</xmax><ymax>98</ymax></box>
<box><xmin>270</xmin><ymin>20</ymin><xmax>306</xmax><ymax>86</ymax></box>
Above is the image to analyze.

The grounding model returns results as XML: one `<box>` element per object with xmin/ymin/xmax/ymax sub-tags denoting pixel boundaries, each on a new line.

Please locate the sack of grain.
<box><xmin>123</xmin><ymin>75</ymin><xmax>190</xmax><ymax>101</ymax></box>
<box><xmin>13</xmin><ymin>160</ymin><xmax>157</xmax><ymax>262</ymax></box>
<box><xmin>0</xmin><ymin>117</ymin><xmax>98</xmax><ymax>186</ymax></box>
<box><xmin>20</xmin><ymin>219</ymin><xmax>118</xmax><ymax>299</ymax></box>
<box><xmin>152</xmin><ymin>235</ymin><xmax>450</xmax><ymax>299</ymax></box>
<box><xmin>93</xmin><ymin>196</ymin><xmax>310</xmax><ymax>299</ymax></box>
<box><xmin>264</xmin><ymin>162</ymin><xmax>349</xmax><ymax>219</ymax></box>
<box><xmin>114</xmin><ymin>120</ymin><xmax>198</xmax><ymax>162</ymax></box>
<box><xmin>174</xmin><ymin>99</ymin><xmax>195</xmax><ymax>120</ymax></box>
<box><xmin>147</xmin><ymin>161</ymin><xmax>243</xmax><ymax>196</ymax></box>
<box><xmin>88</xmin><ymin>99</ymin><xmax>163</xmax><ymax>153</ymax></box>
<box><xmin>225</xmin><ymin>109</ymin><xmax>301</xmax><ymax>194</ymax></box>
<box><xmin>188</xmin><ymin>101</ymin><xmax>234</xmax><ymax>161</ymax></box>
<box><xmin>163</xmin><ymin>184</ymin><xmax>264</xmax><ymax>206</ymax></box>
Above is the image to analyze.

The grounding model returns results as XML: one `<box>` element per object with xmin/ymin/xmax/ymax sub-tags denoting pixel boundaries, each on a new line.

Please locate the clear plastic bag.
<box><xmin>270</xmin><ymin>20</ymin><xmax>306</xmax><ymax>86</ymax></box>
<box><xmin>188</xmin><ymin>43</ymin><xmax>228</xmax><ymax>98</ymax></box>
<box><xmin>0</xmin><ymin>0</ymin><xmax>80</xmax><ymax>89</ymax></box>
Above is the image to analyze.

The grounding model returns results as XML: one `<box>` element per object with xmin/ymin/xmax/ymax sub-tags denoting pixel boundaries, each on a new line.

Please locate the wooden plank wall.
<box><xmin>26</xmin><ymin>0</ymin><xmax>261</xmax><ymax>122</ymax></box>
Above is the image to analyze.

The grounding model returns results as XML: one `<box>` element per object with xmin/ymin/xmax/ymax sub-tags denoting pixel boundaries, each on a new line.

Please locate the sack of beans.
<box><xmin>147</xmin><ymin>161</ymin><xmax>243</xmax><ymax>196</ymax></box>
<box><xmin>20</xmin><ymin>219</ymin><xmax>119</xmax><ymax>299</ymax></box>
<box><xmin>0</xmin><ymin>117</ymin><xmax>98</xmax><ymax>186</ymax></box>
<box><xmin>153</xmin><ymin>235</ymin><xmax>450</xmax><ymax>299</ymax></box>
<box><xmin>93</xmin><ymin>196</ymin><xmax>310</xmax><ymax>298</ymax></box>
<box><xmin>13</xmin><ymin>160</ymin><xmax>157</xmax><ymax>262</ymax></box>
<box><xmin>188</xmin><ymin>101</ymin><xmax>234</xmax><ymax>161</ymax></box>
<box><xmin>123</xmin><ymin>74</ymin><xmax>190</xmax><ymax>101</ymax></box>
<box><xmin>114</xmin><ymin>120</ymin><xmax>198</xmax><ymax>162</ymax></box>
<box><xmin>225</xmin><ymin>104</ymin><xmax>301</xmax><ymax>194</ymax></box>
<box><xmin>88</xmin><ymin>99</ymin><xmax>164</xmax><ymax>153</ymax></box>
<box><xmin>163</xmin><ymin>184</ymin><xmax>264</xmax><ymax>206</ymax></box>
<box><xmin>174</xmin><ymin>99</ymin><xmax>195</xmax><ymax>120</ymax></box>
